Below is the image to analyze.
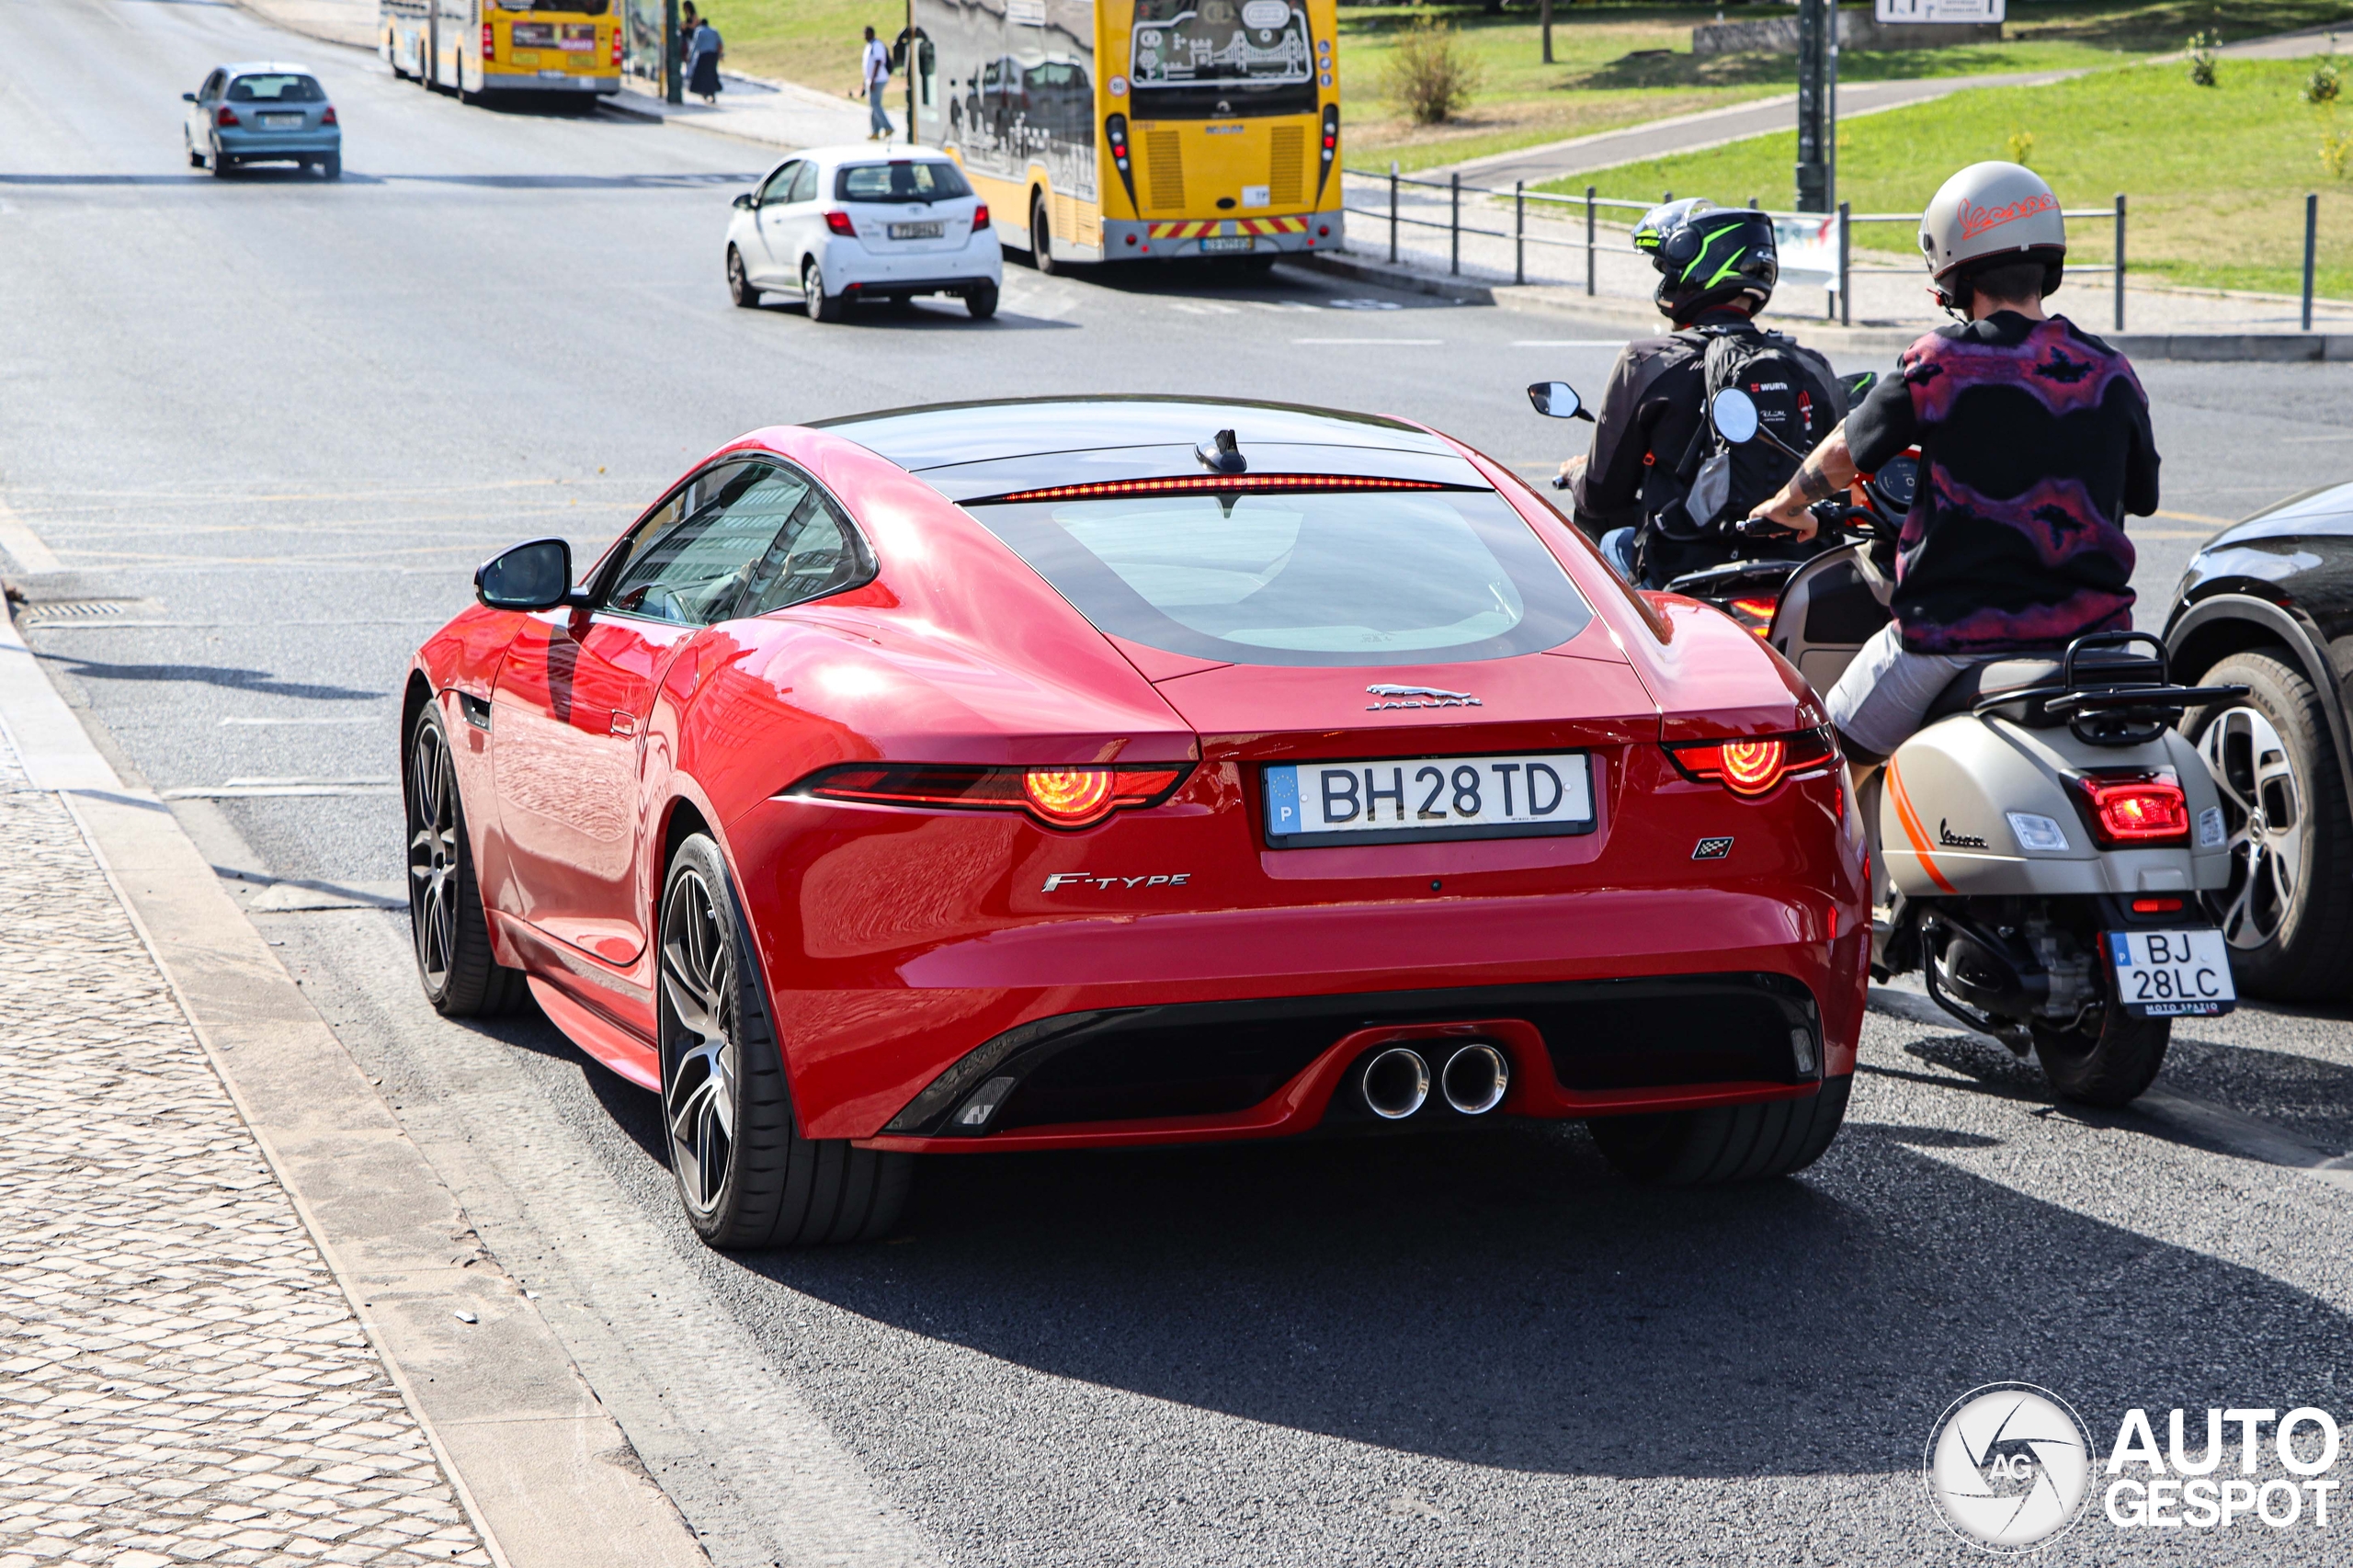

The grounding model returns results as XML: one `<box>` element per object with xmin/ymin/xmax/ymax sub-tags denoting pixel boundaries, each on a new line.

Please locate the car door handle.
<box><xmin>608</xmin><ymin>710</ymin><xmax>637</xmax><ymax>737</ymax></box>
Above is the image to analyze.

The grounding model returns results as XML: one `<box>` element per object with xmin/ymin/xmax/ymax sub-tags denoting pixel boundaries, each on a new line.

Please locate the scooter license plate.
<box><xmin>2107</xmin><ymin>928</ymin><xmax>2235</xmax><ymax>1017</ymax></box>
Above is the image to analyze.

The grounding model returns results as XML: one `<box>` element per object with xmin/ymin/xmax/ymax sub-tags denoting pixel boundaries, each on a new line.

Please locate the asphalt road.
<box><xmin>8</xmin><ymin>2</ymin><xmax>2353</xmax><ymax>1564</ymax></box>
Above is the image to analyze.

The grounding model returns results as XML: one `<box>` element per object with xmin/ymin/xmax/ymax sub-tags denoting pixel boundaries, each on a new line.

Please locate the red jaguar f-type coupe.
<box><xmin>404</xmin><ymin>398</ymin><xmax>1868</xmax><ymax>1247</ymax></box>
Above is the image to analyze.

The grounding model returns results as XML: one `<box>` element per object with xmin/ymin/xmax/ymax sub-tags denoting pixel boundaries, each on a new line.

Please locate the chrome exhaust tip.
<box><xmin>1361</xmin><ymin>1047</ymin><xmax>1431</xmax><ymax>1120</ymax></box>
<box><xmin>1440</xmin><ymin>1043</ymin><xmax>1509</xmax><ymax>1116</ymax></box>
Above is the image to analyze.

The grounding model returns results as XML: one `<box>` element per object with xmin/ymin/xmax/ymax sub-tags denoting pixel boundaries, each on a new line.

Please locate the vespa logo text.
<box><xmin>1939</xmin><ymin>818</ymin><xmax>1990</xmax><ymax>849</ymax></box>
<box><xmin>1365</xmin><ymin>684</ymin><xmax>1482</xmax><ymax>711</ymax></box>
<box><xmin>1957</xmin><ymin>190</ymin><xmax>2061</xmax><ymax>240</ymax></box>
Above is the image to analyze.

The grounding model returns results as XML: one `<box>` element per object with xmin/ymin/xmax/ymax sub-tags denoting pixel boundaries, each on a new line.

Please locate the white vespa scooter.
<box><xmin>1712</xmin><ymin>387</ymin><xmax>2243</xmax><ymax>1106</ymax></box>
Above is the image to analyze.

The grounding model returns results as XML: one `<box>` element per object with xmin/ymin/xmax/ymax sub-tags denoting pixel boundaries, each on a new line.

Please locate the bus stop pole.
<box><xmin>663</xmin><ymin>0</ymin><xmax>681</xmax><ymax>105</ymax></box>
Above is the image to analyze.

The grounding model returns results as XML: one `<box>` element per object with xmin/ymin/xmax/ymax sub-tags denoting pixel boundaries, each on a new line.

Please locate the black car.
<box><xmin>2165</xmin><ymin>481</ymin><xmax>2353</xmax><ymax>999</ymax></box>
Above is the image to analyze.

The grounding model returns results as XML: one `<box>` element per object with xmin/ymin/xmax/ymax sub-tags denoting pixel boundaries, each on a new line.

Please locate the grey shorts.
<box><xmin>1824</xmin><ymin>621</ymin><xmax>2001</xmax><ymax>758</ymax></box>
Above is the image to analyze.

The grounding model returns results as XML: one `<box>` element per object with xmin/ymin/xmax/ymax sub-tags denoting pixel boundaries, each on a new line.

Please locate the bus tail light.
<box><xmin>1666</xmin><ymin>729</ymin><xmax>1836</xmax><ymax>797</ymax></box>
<box><xmin>482</xmin><ymin>22</ymin><xmax>494</xmax><ymax>60</ymax></box>
<box><xmin>824</xmin><ymin>210</ymin><xmax>857</xmax><ymax>237</ymax></box>
<box><xmin>971</xmin><ymin>203</ymin><xmax>990</xmax><ymax>231</ymax></box>
<box><xmin>610</xmin><ymin>26</ymin><xmax>622</xmax><ymax>67</ymax></box>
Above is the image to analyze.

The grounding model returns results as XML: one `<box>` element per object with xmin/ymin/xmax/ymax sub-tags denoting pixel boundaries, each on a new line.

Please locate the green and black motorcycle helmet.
<box><xmin>1632</xmin><ymin>199</ymin><xmax>1779</xmax><ymax>323</ymax></box>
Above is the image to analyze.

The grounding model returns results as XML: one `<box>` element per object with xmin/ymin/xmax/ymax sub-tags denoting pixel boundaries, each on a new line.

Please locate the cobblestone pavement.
<box><xmin>0</xmin><ymin>732</ymin><xmax>490</xmax><ymax>1568</ymax></box>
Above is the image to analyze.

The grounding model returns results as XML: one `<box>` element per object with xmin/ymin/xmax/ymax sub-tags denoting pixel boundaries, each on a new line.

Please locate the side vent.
<box><xmin>1145</xmin><ymin>131</ymin><xmax>1185</xmax><ymax>211</ymax></box>
<box><xmin>1268</xmin><ymin>125</ymin><xmax>1304</xmax><ymax>208</ymax></box>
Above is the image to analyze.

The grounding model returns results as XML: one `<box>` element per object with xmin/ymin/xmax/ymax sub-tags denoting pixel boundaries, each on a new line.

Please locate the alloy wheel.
<box><xmin>405</xmin><ymin>722</ymin><xmax>460</xmax><ymax>992</ymax></box>
<box><xmin>2198</xmin><ymin>704</ymin><xmax>2305</xmax><ymax>949</ymax></box>
<box><xmin>660</xmin><ymin>868</ymin><xmax>738</xmax><ymax>1214</ymax></box>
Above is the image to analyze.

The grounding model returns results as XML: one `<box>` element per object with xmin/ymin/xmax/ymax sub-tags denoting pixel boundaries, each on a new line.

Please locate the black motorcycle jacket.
<box><xmin>1568</xmin><ymin>308</ymin><xmax>1842</xmax><ymax>582</ymax></box>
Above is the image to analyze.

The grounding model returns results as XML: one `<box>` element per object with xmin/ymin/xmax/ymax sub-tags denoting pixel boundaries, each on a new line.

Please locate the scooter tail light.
<box><xmin>2070</xmin><ymin>767</ymin><xmax>2190</xmax><ymax>846</ymax></box>
<box><xmin>789</xmin><ymin>762</ymin><xmax>1190</xmax><ymax>829</ymax></box>
<box><xmin>1725</xmin><ymin>596</ymin><xmax>1779</xmax><ymax>638</ymax></box>
<box><xmin>1666</xmin><ymin>727</ymin><xmax>1836</xmax><ymax>797</ymax></box>
<box><xmin>824</xmin><ymin>210</ymin><xmax>858</xmax><ymax>237</ymax></box>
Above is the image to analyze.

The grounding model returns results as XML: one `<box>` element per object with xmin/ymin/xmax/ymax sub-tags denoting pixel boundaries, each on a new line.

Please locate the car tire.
<box><xmin>321</xmin><ymin>153</ymin><xmax>342</xmax><ymax>180</ymax></box>
<box><xmin>727</xmin><ymin>244</ymin><xmax>759</xmax><ymax>308</ymax></box>
<box><xmin>657</xmin><ymin>835</ymin><xmax>912</xmax><ymax>1248</ymax></box>
<box><xmin>1587</xmin><ymin>1074</ymin><xmax>1850</xmax><ymax>1185</ymax></box>
<box><xmin>2030</xmin><ymin>1007</ymin><xmax>2169</xmax><ymax>1108</ymax></box>
<box><xmin>209</xmin><ymin>140</ymin><xmax>232</xmax><ymax>177</ymax></box>
<box><xmin>965</xmin><ymin>282</ymin><xmax>999</xmax><ymax>320</ymax></box>
<box><xmin>2183</xmin><ymin>650</ymin><xmax>2353</xmax><ymax>999</ymax></box>
<box><xmin>802</xmin><ymin>258</ymin><xmax>847</xmax><ymax>323</ymax></box>
<box><xmin>1030</xmin><ymin>191</ymin><xmax>1058</xmax><ymax>276</ymax></box>
<box><xmin>405</xmin><ymin>707</ymin><xmax>529</xmax><ymax>1018</ymax></box>
<box><xmin>186</xmin><ymin>134</ymin><xmax>204</xmax><ymax>168</ymax></box>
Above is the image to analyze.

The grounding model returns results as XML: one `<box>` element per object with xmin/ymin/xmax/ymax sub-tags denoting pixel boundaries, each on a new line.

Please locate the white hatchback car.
<box><xmin>726</xmin><ymin>147</ymin><xmax>1001</xmax><ymax>323</ymax></box>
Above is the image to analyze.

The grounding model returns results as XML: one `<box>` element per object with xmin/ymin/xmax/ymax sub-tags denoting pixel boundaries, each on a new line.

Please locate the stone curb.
<box><xmin>0</xmin><ymin>608</ymin><xmax>711</xmax><ymax>1568</ymax></box>
<box><xmin>1302</xmin><ymin>250</ymin><xmax>2353</xmax><ymax>362</ymax></box>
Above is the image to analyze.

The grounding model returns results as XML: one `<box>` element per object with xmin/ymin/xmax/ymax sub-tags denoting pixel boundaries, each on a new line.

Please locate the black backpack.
<box><xmin>1654</xmin><ymin>326</ymin><xmax>1833</xmax><ymax>540</ymax></box>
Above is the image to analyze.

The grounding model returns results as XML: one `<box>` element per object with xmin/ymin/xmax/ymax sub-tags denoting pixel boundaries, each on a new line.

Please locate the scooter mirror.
<box><xmin>1527</xmin><ymin>381</ymin><xmax>1583</xmax><ymax>420</ymax></box>
<box><xmin>1711</xmin><ymin>388</ymin><xmax>1760</xmax><ymax>444</ymax></box>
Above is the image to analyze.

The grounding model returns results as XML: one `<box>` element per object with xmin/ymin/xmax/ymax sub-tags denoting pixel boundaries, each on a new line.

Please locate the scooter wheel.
<box><xmin>2030</xmin><ymin>1008</ymin><xmax>2169</xmax><ymax>1108</ymax></box>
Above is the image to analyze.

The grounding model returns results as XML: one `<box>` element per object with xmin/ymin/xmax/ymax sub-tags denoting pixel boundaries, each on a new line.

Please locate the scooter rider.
<box><xmin>1744</xmin><ymin>161</ymin><xmax>2161</xmax><ymax>764</ymax></box>
<box><xmin>1559</xmin><ymin>199</ymin><xmax>1846</xmax><ymax>585</ymax></box>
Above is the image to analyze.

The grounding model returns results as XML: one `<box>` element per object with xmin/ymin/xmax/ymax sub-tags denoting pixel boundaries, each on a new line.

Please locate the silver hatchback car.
<box><xmin>184</xmin><ymin>62</ymin><xmax>341</xmax><ymax>179</ymax></box>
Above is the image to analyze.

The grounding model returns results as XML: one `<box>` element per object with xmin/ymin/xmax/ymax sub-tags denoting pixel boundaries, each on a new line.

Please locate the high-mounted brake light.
<box><xmin>824</xmin><ymin>210</ymin><xmax>858</xmax><ymax>237</ymax></box>
<box><xmin>1666</xmin><ymin>728</ymin><xmax>1836</xmax><ymax>797</ymax></box>
<box><xmin>984</xmin><ymin>473</ymin><xmax>1451</xmax><ymax>505</ymax></box>
<box><xmin>215</xmin><ymin>106</ymin><xmax>240</xmax><ymax>127</ymax></box>
<box><xmin>790</xmin><ymin>762</ymin><xmax>1191</xmax><ymax>829</ymax></box>
<box><xmin>2070</xmin><ymin>768</ymin><xmax>2190</xmax><ymax>846</ymax></box>
<box><xmin>972</xmin><ymin>202</ymin><xmax>991</xmax><ymax>231</ymax></box>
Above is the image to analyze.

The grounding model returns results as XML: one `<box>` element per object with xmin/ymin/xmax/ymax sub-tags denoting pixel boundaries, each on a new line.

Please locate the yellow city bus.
<box><xmin>382</xmin><ymin>0</ymin><xmax>622</xmax><ymax>103</ymax></box>
<box><xmin>913</xmin><ymin>0</ymin><xmax>1342</xmax><ymax>272</ymax></box>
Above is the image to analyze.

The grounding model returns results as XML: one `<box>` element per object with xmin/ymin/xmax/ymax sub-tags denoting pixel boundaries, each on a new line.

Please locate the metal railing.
<box><xmin>1354</xmin><ymin>165</ymin><xmax>2134</xmax><ymax>332</ymax></box>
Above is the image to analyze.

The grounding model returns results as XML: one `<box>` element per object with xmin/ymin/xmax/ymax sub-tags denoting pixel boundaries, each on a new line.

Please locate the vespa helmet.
<box><xmin>1918</xmin><ymin>161</ymin><xmax>2067</xmax><ymax>312</ymax></box>
<box><xmin>1633</xmin><ymin>199</ymin><xmax>1779</xmax><ymax>324</ymax></box>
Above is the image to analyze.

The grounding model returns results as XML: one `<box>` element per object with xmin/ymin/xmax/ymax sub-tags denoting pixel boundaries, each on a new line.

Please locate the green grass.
<box><xmin>1536</xmin><ymin>57</ymin><xmax>2353</xmax><ymax>300</ymax></box>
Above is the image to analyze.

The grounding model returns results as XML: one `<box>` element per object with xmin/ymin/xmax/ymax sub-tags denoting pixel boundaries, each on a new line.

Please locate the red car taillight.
<box><xmin>792</xmin><ymin>763</ymin><xmax>1191</xmax><ymax>830</ymax></box>
<box><xmin>215</xmin><ymin>106</ymin><xmax>240</xmax><ymax>126</ymax></box>
<box><xmin>1666</xmin><ymin>728</ymin><xmax>1836</xmax><ymax>797</ymax></box>
<box><xmin>2071</xmin><ymin>768</ymin><xmax>2190</xmax><ymax>846</ymax></box>
<box><xmin>972</xmin><ymin>203</ymin><xmax>990</xmax><ymax>231</ymax></box>
<box><xmin>824</xmin><ymin>210</ymin><xmax>858</xmax><ymax>237</ymax></box>
<box><xmin>322</xmin><ymin>105</ymin><xmax>338</xmax><ymax>126</ymax></box>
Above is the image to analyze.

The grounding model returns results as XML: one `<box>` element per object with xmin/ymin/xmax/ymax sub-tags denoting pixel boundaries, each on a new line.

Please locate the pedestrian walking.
<box><xmin>687</xmin><ymin>15</ymin><xmax>722</xmax><ymax>105</ymax></box>
<box><xmin>861</xmin><ymin>25</ymin><xmax>894</xmax><ymax>141</ymax></box>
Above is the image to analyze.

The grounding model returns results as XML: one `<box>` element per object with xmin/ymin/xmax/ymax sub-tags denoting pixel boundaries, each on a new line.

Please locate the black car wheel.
<box><xmin>802</xmin><ymin>258</ymin><xmax>847</xmax><ymax>323</ymax></box>
<box><xmin>321</xmin><ymin>153</ymin><xmax>341</xmax><ymax>180</ymax></box>
<box><xmin>965</xmin><ymin>282</ymin><xmax>999</xmax><ymax>320</ymax></box>
<box><xmin>1587</xmin><ymin>1074</ymin><xmax>1849</xmax><ymax>1184</ymax></box>
<box><xmin>657</xmin><ymin>835</ymin><xmax>910</xmax><ymax>1248</ymax></box>
<box><xmin>2186</xmin><ymin>651</ymin><xmax>2353</xmax><ymax>998</ymax></box>
<box><xmin>406</xmin><ymin>707</ymin><xmax>529</xmax><ymax>1017</ymax></box>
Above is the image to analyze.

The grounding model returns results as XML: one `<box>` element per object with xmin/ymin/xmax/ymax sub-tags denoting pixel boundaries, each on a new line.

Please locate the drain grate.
<box><xmin>18</xmin><ymin>599</ymin><xmax>157</xmax><ymax>623</ymax></box>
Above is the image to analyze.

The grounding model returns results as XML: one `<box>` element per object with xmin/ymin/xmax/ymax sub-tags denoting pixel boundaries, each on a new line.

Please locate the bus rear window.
<box><xmin>835</xmin><ymin>162</ymin><xmax>972</xmax><ymax>203</ymax></box>
<box><xmin>1130</xmin><ymin>0</ymin><xmax>1315</xmax><ymax>117</ymax></box>
<box><xmin>966</xmin><ymin>489</ymin><xmax>1593</xmax><ymax>668</ymax></box>
<box><xmin>227</xmin><ymin>74</ymin><xmax>324</xmax><ymax>102</ymax></box>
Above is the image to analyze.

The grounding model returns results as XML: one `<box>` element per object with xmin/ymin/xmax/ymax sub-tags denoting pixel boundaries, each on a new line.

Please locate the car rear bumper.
<box><xmin>840</xmin><ymin>276</ymin><xmax>995</xmax><ymax>299</ymax></box>
<box><xmin>217</xmin><ymin>130</ymin><xmax>340</xmax><ymax>155</ymax></box>
<box><xmin>824</xmin><ymin>233</ymin><xmax>1002</xmax><ymax>288</ymax></box>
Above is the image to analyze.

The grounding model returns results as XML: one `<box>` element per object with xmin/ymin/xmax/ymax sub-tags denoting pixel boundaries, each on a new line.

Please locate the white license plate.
<box><xmin>538</xmin><ymin>67</ymin><xmax>568</xmax><ymax>77</ymax></box>
<box><xmin>260</xmin><ymin>113</ymin><xmax>304</xmax><ymax>129</ymax></box>
<box><xmin>1199</xmin><ymin>235</ymin><xmax>1255</xmax><ymax>254</ymax></box>
<box><xmin>1264</xmin><ymin>753</ymin><xmax>1593</xmax><ymax>848</ymax></box>
<box><xmin>888</xmin><ymin>221</ymin><xmax>945</xmax><ymax>240</ymax></box>
<box><xmin>2108</xmin><ymin>927</ymin><xmax>2235</xmax><ymax>1017</ymax></box>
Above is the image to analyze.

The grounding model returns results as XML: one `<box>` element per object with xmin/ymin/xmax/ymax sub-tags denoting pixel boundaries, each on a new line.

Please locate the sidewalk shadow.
<box><xmin>32</xmin><ymin>649</ymin><xmax>383</xmax><ymax>703</ymax></box>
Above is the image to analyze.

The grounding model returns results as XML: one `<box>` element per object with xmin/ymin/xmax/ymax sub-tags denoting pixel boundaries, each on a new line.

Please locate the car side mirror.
<box><xmin>1527</xmin><ymin>381</ymin><xmax>1592</xmax><ymax>421</ymax></box>
<box><xmin>183</xmin><ymin>91</ymin><xmax>197</xmax><ymax>102</ymax></box>
<box><xmin>1710</xmin><ymin>387</ymin><xmax>1760</xmax><ymax>445</ymax></box>
<box><xmin>733</xmin><ymin>191</ymin><xmax>757</xmax><ymax>210</ymax></box>
<box><xmin>476</xmin><ymin>539</ymin><xmax>578</xmax><ymax>611</ymax></box>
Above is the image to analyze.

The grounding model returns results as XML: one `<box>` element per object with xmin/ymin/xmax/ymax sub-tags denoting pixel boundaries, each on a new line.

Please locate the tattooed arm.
<box><xmin>1745</xmin><ymin>423</ymin><xmax>1859</xmax><ymax>541</ymax></box>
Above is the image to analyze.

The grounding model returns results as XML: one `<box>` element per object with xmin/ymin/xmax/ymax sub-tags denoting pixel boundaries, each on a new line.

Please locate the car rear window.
<box><xmin>966</xmin><ymin>489</ymin><xmax>1593</xmax><ymax>667</ymax></box>
<box><xmin>835</xmin><ymin>161</ymin><xmax>972</xmax><ymax>203</ymax></box>
<box><xmin>228</xmin><ymin>74</ymin><xmax>325</xmax><ymax>102</ymax></box>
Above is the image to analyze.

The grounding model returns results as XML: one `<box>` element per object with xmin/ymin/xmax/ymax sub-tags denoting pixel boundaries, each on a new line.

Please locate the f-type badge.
<box><xmin>1366</xmin><ymin>684</ymin><xmax>1483</xmax><ymax>711</ymax></box>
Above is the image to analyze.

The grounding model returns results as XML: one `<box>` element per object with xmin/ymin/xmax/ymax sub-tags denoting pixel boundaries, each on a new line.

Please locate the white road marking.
<box><xmin>0</xmin><ymin>494</ymin><xmax>62</xmax><ymax>574</ymax></box>
<box><xmin>1511</xmin><ymin>339</ymin><xmax>1629</xmax><ymax>347</ymax></box>
<box><xmin>219</xmin><ymin>715</ymin><xmax>386</xmax><ymax>726</ymax></box>
<box><xmin>1290</xmin><ymin>337</ymin><xmax>1444</xmax><ymax>345</ymax></box>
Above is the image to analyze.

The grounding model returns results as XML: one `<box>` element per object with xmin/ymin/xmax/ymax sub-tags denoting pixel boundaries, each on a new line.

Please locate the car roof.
<box><xmin>813</xmin><ymin>396</ymin><xmax>1457</xmax><ymax>474</ymax></box>
<box><xmin>217</xmin><ymin>62</ymin><xmax>318</xmax><ymax>74</ymax></box>
<box><xmin>790</xmin><ymin>145</ymin><xmax>965</xmax><ymax>168</ymax></box>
